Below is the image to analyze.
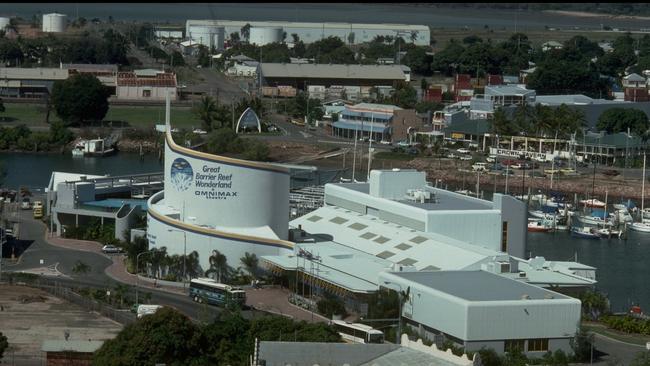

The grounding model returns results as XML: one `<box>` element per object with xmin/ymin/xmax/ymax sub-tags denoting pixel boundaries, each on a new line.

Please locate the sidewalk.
<box><xmin>44</xmin><ymin>233</ymin><xmax>186</xmax><ymax>296</ymax></box>
<box><xmin>245</xmin><ymin>286</ymin><xmax>329</xmax><ymax>323</ymax></box>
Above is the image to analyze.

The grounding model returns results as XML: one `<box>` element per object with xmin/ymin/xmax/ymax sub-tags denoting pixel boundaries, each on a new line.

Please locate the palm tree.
<box><xmin>194</xmin><ymin>96</ymin><xmax>219</xmax><ymax>132</ymax></box>
<box><xmin>148</xmin><ymin>247</ymin><xmax>167</xmax><ymax>279</ymax></box>
<box><xmin>240</xmin><ymin>252</ymin><xmax>258</xmax><ymax>278</ymax></box>
<box><xmin>185</xmin><ymin>251</ymin><xmax>202</xmax><ymax>279</ymax></box>
<box><xmin>206</xmin><ymin>250</ymin><xmax>228</xmax><ymax>282</ymax></box>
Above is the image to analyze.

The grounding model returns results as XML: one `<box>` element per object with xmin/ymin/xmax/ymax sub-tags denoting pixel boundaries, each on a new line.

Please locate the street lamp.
<box><xmin>383</xmin><ymin>281</ymin><xmax>403</xmax><ymax>345</ymax></box>
<box><xmin>167</xmin><ymin>229</ymin><xmax>187</xmax><ymax>289</ymax></box>
<box><xmin>135</xmin><ymin>250</ymin><xmax>155</xmax><ymax>306</ymax></box>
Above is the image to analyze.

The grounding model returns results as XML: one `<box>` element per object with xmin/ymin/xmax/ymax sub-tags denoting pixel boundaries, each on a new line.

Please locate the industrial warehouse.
<box><xmin>185</xmin><ymin>19</ymin><xmax>431</xmax><ymax>47</ymax></box>
<box><xmin>137</xmin><ymin>96</ymin><xmax>596</xmax><ymax>356</ymax></box>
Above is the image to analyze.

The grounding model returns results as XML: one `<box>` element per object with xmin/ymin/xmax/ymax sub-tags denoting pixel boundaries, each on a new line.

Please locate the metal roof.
<box><xmin>624</xmin><ymin>73</ymin><xmax>646</xmax><ymax>82</ymax></box>
<box><xmin>260</xmin><ymin>63</ymin><xmax>407</xmax><ymax>80</ymax></box>
<box><xmin>188</xmin><ymin>19</ymin><xmax>429</xmax><ymax>32</ymax></box>
<box><xmin>258</xmin><ymin>342</ymin><xmax>398</xmax><ymax>366</ymax></box>
<box><xmin>0</xmin><ymin>67</ymin><xmax>69</xmax><ymax>80</ymax></box>
<box><xmin>485</xmin><ymin>85</ymin><xmax>535</xmax><ymax>96</ymax></box>
<box><xmin>361</xmin><ymin>346</ymin><xmax>461</xmax><ymax>366</ymax></box>
<box><xmin>385</xmin><ymin>270</ymin><xmax>571</xmax><ymax>302</ymax></box>
<box><xmin>41</xmin><ymin>340</ymin><xmax>104</xmax><ymax>353</ymax></box>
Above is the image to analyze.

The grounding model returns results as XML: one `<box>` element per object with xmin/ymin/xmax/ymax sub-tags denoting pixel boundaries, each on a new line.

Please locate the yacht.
<box><xmin>571</xmin><ymin>226</ymin><xmax>601</xmax><ymax>239</ymax></box>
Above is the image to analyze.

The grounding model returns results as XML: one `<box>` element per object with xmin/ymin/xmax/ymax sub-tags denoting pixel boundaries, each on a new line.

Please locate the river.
<box><xmin>0</xmin><ymin>3</ymin><xmax>647</xmax><ymax>31</ymax></box>
<box><xmin>0</xmin><ymin>152</ymin><xmax>646</xmax><ymax>312</ymax></box>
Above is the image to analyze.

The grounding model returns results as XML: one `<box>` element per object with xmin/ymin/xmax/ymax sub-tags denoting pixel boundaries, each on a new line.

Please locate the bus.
<box><xmin>189</xmin><ymin>278</ymin><xmax>246</xmax><ymax>307</ymax></box>
<box><xmin>330</xmin><ymin>320</ymin><xmax>385</xmax><ymax>344</ymax></box>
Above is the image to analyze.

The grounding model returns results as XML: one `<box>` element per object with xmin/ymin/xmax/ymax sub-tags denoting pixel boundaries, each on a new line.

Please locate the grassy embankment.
<box><xmin>1</xmin><ymin>103</ymin><xmax>202</xmax><ymax>130</ymax></box>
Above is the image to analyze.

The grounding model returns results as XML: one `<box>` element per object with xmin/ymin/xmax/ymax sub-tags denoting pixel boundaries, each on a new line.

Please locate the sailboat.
<box><xmin>630</xmin><ymin>154</ymin><xmax>650</xmax><ymax>233</ymax></box>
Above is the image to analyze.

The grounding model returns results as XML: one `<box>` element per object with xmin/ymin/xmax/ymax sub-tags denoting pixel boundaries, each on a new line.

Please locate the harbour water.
<box><xmin>0</xmin><ymin>152</ymin><xmax>646</xmax><ymax>312</ymax></box>
<box><xmin>0</xmin><ymin>3</ymin><xmax>646</xmax><ymax>31</ymax></box>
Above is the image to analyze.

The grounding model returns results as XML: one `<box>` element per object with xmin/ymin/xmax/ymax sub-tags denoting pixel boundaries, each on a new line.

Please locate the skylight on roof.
<box><xmin>398</xmin><ymin>258</ymin><xmax>418</xmax><ymax>266</ymax></box>
<box><xmin>348</xmin><ymin>222</ymin><xmax>368</xmax><ymax>231</ymax></box>
<box><xmin>376</xmin><ymin>251</ymin><xmax>395</xmax><ymax>259</ymax></box>
<box><xmin>307</xmin><ymin>215</ymin><xmax>323</xmax><ymax>222</ymax></box>
<box><xmin>409</xmin><ymin>236</ymin><xmax>428</xmax><ymax>244</ymax></box>
<box><xmin>395</xmin><ymin>243</ymin><xmax>412</xmax><ymax>251</ymax></box>
<box><xmin>374</xmin><ymin>236</ymin><xmax>391</xmax><ymax>244</ymax></box>
<box><xmin>360</xmin><ymin>232</ymin><xmax>378</xmax><ymax>240</ymax></box>
<box><xmin>330</xmin><ymin>216</ymin><xmax>349</xmax><ymax>225</ymax></box>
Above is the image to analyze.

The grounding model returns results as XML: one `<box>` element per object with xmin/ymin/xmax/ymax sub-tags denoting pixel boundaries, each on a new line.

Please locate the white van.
<box><xmin>137</xmin><ymin>305</ymin><xmax>163</xmax><ymax>319</ymax></box>
<box><xmin>472</xmin><ymin>162</ymin><xmax>488</xmax><ymax>172</ymax></box>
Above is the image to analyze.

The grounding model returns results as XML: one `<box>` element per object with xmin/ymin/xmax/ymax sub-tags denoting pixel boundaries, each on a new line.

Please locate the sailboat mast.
<box><xmin>642</xmin><ymin>154</ymin><xmax>646</xmax><ymax>214</ymax></box>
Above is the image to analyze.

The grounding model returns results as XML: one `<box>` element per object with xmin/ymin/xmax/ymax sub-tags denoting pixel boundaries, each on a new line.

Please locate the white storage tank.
<box><xmin>249</xmin><ymin>27</ymin><xmax>283</xmax><ymax>46</ymax></box>
<box><xmin>0</xmin><ymin>17</ymin><xmax>10</xmax><ymax>30</ymax></box>
<box><xmin>42</xmin><ymin>13</ymin><xmax>67</xmax><ymax>33</ymax></box>
<box><xmin>188</xmin><ymin>25</ymin><xmax>225</xmax><ymax>50</ymax></box>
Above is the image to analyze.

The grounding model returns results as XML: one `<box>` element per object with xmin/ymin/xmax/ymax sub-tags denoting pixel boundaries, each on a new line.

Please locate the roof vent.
<box><xmin>521</xmin><ymin>294</ymin><xmax>530</xmax><ymax>300</ymax></box>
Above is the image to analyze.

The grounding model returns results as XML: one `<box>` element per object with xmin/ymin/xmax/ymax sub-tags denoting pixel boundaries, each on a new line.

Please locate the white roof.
<box><xmin>48</xmin><ymin>172</ymin><xmax>106</xmax><ymax>192</ymax></box>
<box><xmin>624</xmin><ymin>73</ymin><xmax>646</xmax><ymax>82</ymax></box>
<box><xmin>188</xmin><ymin>19</ymin><xmax>429</xmax><ymax>32</ymax></box>
<box><xmin>0</xmin><ymin>67</ymin><xmax>69</xmax><ymax>80</ymax></box>
<box><xmin>180</xmin><ymin>40</ymin><xmax>200</xmax><ymax>47</ymax></box>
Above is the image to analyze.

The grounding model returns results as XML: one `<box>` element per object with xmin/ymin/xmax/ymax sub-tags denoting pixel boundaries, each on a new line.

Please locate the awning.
<box><xmin>333</xmin><ymin>121</ymin><xmax>388</xmax><ymax>133</ymax></box>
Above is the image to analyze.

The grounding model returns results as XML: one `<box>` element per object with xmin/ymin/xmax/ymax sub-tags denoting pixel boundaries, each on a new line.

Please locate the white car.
<box><xmin>193</xmin><ymin>129</ymin><xmax>207</xmax><ymax>135</ymax></box>
<box><xmin>137</xmin><ymin>305</ymin><xmax>163</xmax><ymax>319</ymax></box>
<box><xmin>486</xmin><ymin>155</ymin><xmax>497</xmax><ymax>163</ymax></box>
<box><xmin>472</xmin><ymin>162</ymin><xmax>488</xmax><ymax>172</ymax></box>
<box><xmin>459</xmin><ymin>155</ymin><xmax>473</xmax><ymax>161</ymax></box>
<box><xmin>102</xmin><ymin>245</ymin><xmax>122</xmax><ymax>254</ymax></box>
<box><xmin>379</xmin><ymin>140</ymin><xmax>392</xmax><ymax>145</ymax></box>
<box><xmin>457</xmin><ymin>148</ymin><xmax>471</xmax><ymax>154</ymax></box>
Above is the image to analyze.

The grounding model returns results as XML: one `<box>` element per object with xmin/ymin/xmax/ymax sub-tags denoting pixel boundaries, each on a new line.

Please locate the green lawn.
<box><xmin>1</xmin><ymin>103</ymin><xmax>202</xmax><ymax>130</ymax></box>
<box><xmin>582</xmin><ymin>322</ymin><xmax>650</xmax><ymax>346</ymax></box>
<box><xmin>374</xmin><ymin>151</ymin><xmax>415</xmax><ymax>161</ymax></box>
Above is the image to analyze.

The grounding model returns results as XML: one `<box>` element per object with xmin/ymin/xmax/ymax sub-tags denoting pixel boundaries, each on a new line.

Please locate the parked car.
<box><xmin>192</xmin><ymin>129</ymin><xmax>207</xmax><ymax>135</ymax></box>
<box><xmin>459</xmin><ymin>155</ymin><xmax>472</xmax><ymax>161</ymax></box>
<box><xmin>102</xmin><ymin>245</ymin><xmax>122</xmax><ymax>254</ymax></box>
<box><xmin>20</xmin><ymin>198</ymin><xmax>31</xmax><ymax>210</ymax></box>
<box><xmin>457</xmin><ymin>148</ymin><xmax>470</xmax><ymax>154</ymax></box>
<box><xmin>406</xmin><ymin>147</ymin><xmax>419</xmax><ymax>155</ymax></box>
<box><xmin>472</xmin><ymin>162</ymin><xmax>488</xmax><ymax>172</ymax></box>
<box><xmin>486</xmin><ymin>155</ymin><xmax>497</xmax><ymax>163</ymax></box>
<box><xmin>379</xmin><ymin>140</ymin><xmax>392</xmax><ymax>145</ymax></box>
<box><xmin>603</xmin><ymin>169</ymin><xmax>620</xmax><ymax>177</ymax></box>
<box><xmin>397</xmin><ymin>141</ymin><xmax>411</xmax><ymax>147</ymax></box>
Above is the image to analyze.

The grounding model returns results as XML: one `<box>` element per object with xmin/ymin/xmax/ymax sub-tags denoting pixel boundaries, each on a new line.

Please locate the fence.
<box><xmin>3</xmin><ymin>275</ymin><xmax>136</xmax><ymax>326</ymax></box>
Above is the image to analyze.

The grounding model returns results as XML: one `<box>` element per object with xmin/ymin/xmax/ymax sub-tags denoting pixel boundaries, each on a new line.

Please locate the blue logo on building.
<box><xmin>170</xmin><ymin>158</ymin><xmax>193</xmax><ymax>191</ymax></box>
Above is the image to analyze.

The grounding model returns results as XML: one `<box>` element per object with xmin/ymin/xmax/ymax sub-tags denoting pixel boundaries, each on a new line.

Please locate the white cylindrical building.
<box><xmin>147</xmin><ymin>100</ymin><xmax>293</xmax><ymax>272</ymax></box>
<box><xmin>188</xmin><ymin>25</ymin><xmax>225</xmax><ymax>50</ymax></box>
<box><xmin>0</xmin><ymin>17</ymin><xmax>10</xmax><ymax>30</ymax></box>
<box><xmin>249</xmin><ymin>27</ymin><xmax>283</xmax><ymax>46</ymax></box>
<box><xmin>42</xmin><ymin>13</ymin><xmax>67</xmax><ymax>33</ymax></box>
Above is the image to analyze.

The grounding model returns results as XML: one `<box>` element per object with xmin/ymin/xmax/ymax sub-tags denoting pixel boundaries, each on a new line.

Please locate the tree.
<box><xmin>94</xmin><ymin>307</ymin><xmax>201</xmax><ymax>366</ymax></box>
<box><xmin>597</xmin><ymin>108</ymin><xmax>649</xmax><ymax>136</ymax></box>
<box><xmin>229</xmin><ymin>32</ymin><xmax>240</xmax><ymax>46</ymax></box>
<box><xmin>197</xmin><ymin>45</ymin><xmax>210</xmax><ymax>67</ymax></box>
<box><xmin>206</xmin><ymin>250</ymin><xmax>228</xmax><ymax>282</ymax></box>
<box><xmin>570</xmin><ymin>327</ymin><xmax>594</xmax><ymax>362</ymax></box>
<box><xmin>430</xmin><ymin>39</ymin><xmax>465</xmax><ymax>76</ymax></box>
<box><xmin>403</xmin><ymin>47</ymin><xmax>432</xmax><ymax>75</ymax></box>
<box><xmin>240</xmin><ymin>252</ymin><xmax>258</xmax><ymax>278</ymax></box>
<box><xmin>194</xmin><ymin>96</ymin><xmax>219</xmax><ymax>132</ymax></box>
<box><xmin>0</xmin><ymin>332</ymin><xmax>7</xmax><ymax>359</ymax></box>
<box><xmin>241</xmin><ymin>23</ymin><xmax>251</xmax><ymax>43</ymax></box>
<box><xmin>391</xmin><ymin>81</ymin><xmax>417</xmax><ymax>109</ymax></box>
<box><xmin>170</xmin><ymin>51</ymin><xmax>185</xmax><ymax>67</ymax></box>
<box><xmin>463</xmin><ymin>35</ymin><xmax>483</xmax><ymax>45</ymax></box>
<box><xmin>50</xmin><ymin>74</ymin><xmax>110</xmax><ymax>125</ymax></box>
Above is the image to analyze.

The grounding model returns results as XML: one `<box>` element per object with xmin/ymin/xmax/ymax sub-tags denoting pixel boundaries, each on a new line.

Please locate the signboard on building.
<box><xmin>489</xmin><ymin>147</ymin><xmax>553</xmax><ymax>162</ymax></box>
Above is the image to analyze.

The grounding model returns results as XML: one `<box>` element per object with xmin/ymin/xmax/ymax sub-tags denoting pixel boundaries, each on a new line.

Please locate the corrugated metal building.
<box><xmin>186</xmin><ymin>20</ymin><xmax>430</xmax><ymax>46</ymax></box>
<box><xmin>259</xmin><ymin>63</ymin><xmax>408</xmax><ymax>89</ymax></box>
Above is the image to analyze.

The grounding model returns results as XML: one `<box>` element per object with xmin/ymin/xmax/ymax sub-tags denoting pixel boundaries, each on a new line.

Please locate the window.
<box><xmin>373</xmin><ymin>236</ymin><xmax>390</xmax><ymax>244</ymax></box>
<box><xmin>504</xmin><ymin>339</ymin><xmax>525</xmax><ymax>353</ymax></box>
<box><xmin>501</xmin><ymin>221</ymin><xmax>508</xmax><ymax>252</ymax></box>
<box><xmin>142</xmin><ymin>89</ymin><xmax>151</xmax><ymax>98</ymax></box>
<box><xmin>330</xmin><ymin>216</ymin><xmax>348</xmax><ymax>225</ymax></box>
<box><xmin>395</xmin><ymin>243</ymin><xmax>412</xmax><ymax>251</ymax></box>
<box><xmin>527</xmin><ymin>338</ymin><xmax>549</xmax><ymax>352</ymax></box>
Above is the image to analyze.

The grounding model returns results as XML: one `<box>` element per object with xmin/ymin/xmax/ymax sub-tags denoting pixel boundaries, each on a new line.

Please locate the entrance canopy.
<box><xmin>236</xmin><ymin>107</ymin><xmax>261</xmax><ymax>133</ymax></box>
